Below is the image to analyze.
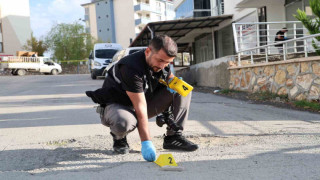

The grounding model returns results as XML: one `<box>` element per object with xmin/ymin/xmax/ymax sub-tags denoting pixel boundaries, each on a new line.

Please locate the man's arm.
<box><xmin>168</xmin><ymin>73</ymin><xmax>175</xmax><ymax>79</ymax></box>
<box><xmin>126</xmin><ymin>91</ymin><xmax>150</xmax><ymax>141</ymax></box>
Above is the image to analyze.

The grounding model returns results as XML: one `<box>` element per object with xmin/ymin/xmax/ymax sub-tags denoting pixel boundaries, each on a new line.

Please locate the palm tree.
<box><xmin>294</xmin><ymin>0</ymin><xmax>320</xmax><ymax>55</ymax></box>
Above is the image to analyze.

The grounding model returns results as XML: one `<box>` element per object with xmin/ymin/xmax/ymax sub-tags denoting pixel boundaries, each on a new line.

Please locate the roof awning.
<box><xmin>129</xmin><ymin>15</ymin><xmax>233</xmax><ymax>52</ymax></box>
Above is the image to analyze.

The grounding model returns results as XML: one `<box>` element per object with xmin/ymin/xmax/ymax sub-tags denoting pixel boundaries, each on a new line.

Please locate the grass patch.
<box><xmin>220</xmin><ymin>89</ymin><xmax>241</xmax><ymax>94</ymax></box>
<box><xmin>294</xmin><ymin>100</ymin><xmax>320</xmax><ymax>111</ymax></box>
<box><xmin>252</xmin><ymin>92</ymin><xmax>288</xmax><ymax>101</ymax></box>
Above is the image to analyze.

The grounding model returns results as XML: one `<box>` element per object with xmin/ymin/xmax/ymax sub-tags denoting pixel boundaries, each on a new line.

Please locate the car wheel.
<box><xmin>51</xmin><ymin>69</ymin><xmax>58</xmax><ymax>75</ymax></box>
<box><xmin>91</xmin><ymin>71</ymin><xmax>97</xmax><ymax>79</ymax></box>
<box><xmin>17</xmin><ymin>69</ymin><xmax>26</xmax><ymax>76</ymax></box>
<box><xmin>11</xmin><ymin>70</ymin><xmax>18</xmax><ymax>75</ymax></box>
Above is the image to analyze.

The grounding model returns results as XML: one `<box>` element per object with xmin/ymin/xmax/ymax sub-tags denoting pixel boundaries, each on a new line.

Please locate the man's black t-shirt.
<box><xmin>97</xmin><ymin>50</ymin><xmax>167</xmax><ymax>106</ymax></box>
<box><xmin>119</xmin><ymin>62</ymin><xmax>163</xmax><ymax>95</ymax></box>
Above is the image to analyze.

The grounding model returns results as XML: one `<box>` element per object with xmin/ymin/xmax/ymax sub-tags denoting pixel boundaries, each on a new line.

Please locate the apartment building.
<box><xmin>81</xmin><ymin>0</ymin><xmax>175</xmax><ymax>48</ymax></box>
<box><xmin>0</xmin><ymin>0</ymin><xmax>32</xmax><ymax>56</ymax></box>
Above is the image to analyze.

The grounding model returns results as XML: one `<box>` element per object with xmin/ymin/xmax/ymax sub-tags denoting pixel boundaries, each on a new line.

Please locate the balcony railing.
<box><xmin>236</xmin><ymin>33</ymin><xmax>320</xmax><ymax>66</ymax></box>
<box><xmin>232</xmin><ymin>21</ymin><xmax>309</xmax><ymax>54</ymax></box>
<box><xmin>134</xmin><ymin>3</ymin><xmax>161</xmax><ymax>14</ymax></box>
<box><xmin>135</xmin><ymin>17</ymin><xmax>151</xmax><ymax>26</ymax></box>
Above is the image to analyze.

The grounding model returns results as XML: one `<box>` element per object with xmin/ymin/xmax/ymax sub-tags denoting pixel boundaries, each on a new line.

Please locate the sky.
<box><xmin>29</xmin><ymin>0</ymin><xmax>89</xmax><ymax>39</ymax></box>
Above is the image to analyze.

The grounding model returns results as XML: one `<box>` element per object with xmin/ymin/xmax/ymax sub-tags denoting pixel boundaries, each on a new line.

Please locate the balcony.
<box><xmin>134</xmin><ymin>3</ymin><xmax>161</xmax><ymax>14</ymax></box>
<box><xmin>135</xmin><ymin>17</ymin><xmax>152</xmax><ymax>26</ymax></box>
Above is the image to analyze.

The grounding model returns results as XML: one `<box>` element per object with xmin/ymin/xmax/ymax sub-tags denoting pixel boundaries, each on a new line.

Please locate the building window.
<box><xmin>156</xmin><ymin>2</ymin><xmax>161</xmax><ymax>12</ymax></box>
<box><xmin>194</xmin><ymin>0</ymin><xmax>210</xmax><ymax>9</ymax></box>
<box><xmin>99</xmin><ymin>29</ymin><xmax>101</xmax><ymax>32</ymax></box>
<box><xmin>105</xmin><ymin>1</ymin><xmax>108</xmax><ymax>4</ymax></box>
<box><xmin>0</xmin><ymin>42</ymin><xmax>3</xmax><ymax>53</ymax></box>
<box><xmin>98</xmin><ymin>16</ymin><xmax>101</xmax><ymax>19</ymax></box>
<box><xmin>85</xmin><ymin>8</ymin><xmax>89</xmax><ymax>15</ymax></box>
<box><xmin>106</xmin><ymin>15</ymin><xmax>109</xmax><ymax>18</ymax></box>
<box><xmin>146</xmin><ymin>14</ymin><xmax>150</xmax><ymax>18</ymax></box>
<box><xmin>97</xmin><ymin>2</ymin><xmax>99</xmax><ymax>5</ymax></box>
<box><xmin>107</xmin><ymin>28</ymin><xmax>109</xmax><ymax>31</ymax></box>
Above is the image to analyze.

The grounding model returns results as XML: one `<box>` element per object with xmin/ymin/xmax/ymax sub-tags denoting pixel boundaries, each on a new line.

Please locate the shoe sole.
<box><xmin>114</xmin><ymin>148</ymin><xmax>130</xmax><ymax>154</ymax></box>
<box><xmin>163</xmin><ymin>145</ymin><xmax>198</xmax><ymax>151</ymax></box>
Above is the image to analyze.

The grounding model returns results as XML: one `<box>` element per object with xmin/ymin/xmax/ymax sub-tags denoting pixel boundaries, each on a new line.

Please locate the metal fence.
<box><xmin>232</xmin><ymin>21</ymin><xmax>309</xmax><ymax>54</ymax></box>
<box><xmin>236</xmin><ymin>33</ymin><xmax>320</xmax><ymax>66</ymax></box>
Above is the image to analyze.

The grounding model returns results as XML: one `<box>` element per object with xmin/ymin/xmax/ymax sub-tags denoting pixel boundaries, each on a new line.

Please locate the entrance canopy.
<box><xmin>129</xmin><ymin>15</ymin><xmax>233</xmax><ymax>53</ymax></box>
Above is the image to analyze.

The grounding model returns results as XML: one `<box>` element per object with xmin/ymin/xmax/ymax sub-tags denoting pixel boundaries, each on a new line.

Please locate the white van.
<box><xmin>89</xmin><ymin>43</ymin><xmax>122</xmax><ymax>79</ymax></box>
<box><xmin>102</xmin><ymin>47</ymin><xmax>147</xmax><ymax>77</ymax></box>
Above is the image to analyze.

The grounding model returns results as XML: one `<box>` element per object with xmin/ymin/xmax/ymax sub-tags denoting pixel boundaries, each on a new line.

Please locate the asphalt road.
<box><xmin>1</xmin><ymin>74</ymin><xmax>320</xmax><ymax>180</ymax></box>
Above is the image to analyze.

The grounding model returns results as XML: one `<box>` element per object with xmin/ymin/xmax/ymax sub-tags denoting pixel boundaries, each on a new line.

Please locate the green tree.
<box><xmin>23</xmin><ymin>32</ymin><xmax>48</xmax><ymax>56</ymax></box>
<box><xmin>45</xmin><ymin>22</ymin><xmax>95</xmax><ymax>61</ymax></box>
<box><xmin>294</xmin><ymin>0</ymin><xmax>320</xmax><ymax>55</ymax></box>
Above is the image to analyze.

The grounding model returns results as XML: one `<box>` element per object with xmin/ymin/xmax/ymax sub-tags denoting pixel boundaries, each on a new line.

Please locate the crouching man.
<box><xmin>86</xmin><ymin>35</ymin><xmax>198</xmax><ymax>162</ymax></box>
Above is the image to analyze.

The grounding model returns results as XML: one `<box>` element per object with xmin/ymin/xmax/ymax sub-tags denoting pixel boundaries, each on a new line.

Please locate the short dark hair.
<box><xmin>149</xmin><ymin>35</ymin><xmax>177</xmax><ymax>57</ymax></box>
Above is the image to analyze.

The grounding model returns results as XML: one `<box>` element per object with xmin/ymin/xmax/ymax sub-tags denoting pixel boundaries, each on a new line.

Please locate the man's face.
<box><xmin>145</xmin><ymin>47</ymin><xmax>174</xmax><ymax>72</ymax></box>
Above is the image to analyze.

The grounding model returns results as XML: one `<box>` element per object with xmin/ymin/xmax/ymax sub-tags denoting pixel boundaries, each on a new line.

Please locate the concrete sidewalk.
<box><xmin>1</xmin><ymin>75</ymin><xmax>320</xmax><ymax>179</ymax></box>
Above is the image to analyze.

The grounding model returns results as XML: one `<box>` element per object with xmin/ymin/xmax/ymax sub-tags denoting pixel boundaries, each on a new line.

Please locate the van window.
<box><xmin>95</xmin><ymin>49</ymin><xmax>118</xmax><ymax>58</ymax></box>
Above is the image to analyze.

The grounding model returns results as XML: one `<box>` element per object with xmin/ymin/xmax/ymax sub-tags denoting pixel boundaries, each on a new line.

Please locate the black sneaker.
<box><xmin>111</xmin><ymin>132</ymin><xmax>129</xmax><ymax>154</ymax></box>
<box><xmin>163</xmin><ymin>134</ymin><xmax>198</xmax><ymax>151</ymax></box>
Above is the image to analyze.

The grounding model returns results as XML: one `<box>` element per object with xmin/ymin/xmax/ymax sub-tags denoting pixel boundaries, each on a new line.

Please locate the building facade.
<box><xmin>0</xmin><ymin>0</ymin><xmax>32</xmax><ymax>55</ymax></box>
<box><xmin>174</xmin><ymin>0</ymin><xmax>231</xmax><ymax>64</ymax></box>
<box><xmin>175</xmin><ymin>0</ymin><xmax>224</xmax><ymax>19</ymax></box>
<box><xmin>82</xmin><ymin>0</ymin><xmax>175</xmax><ymax>48</ymax></box>
<box><xmin>174</xmin><ymin>0</ymin><xmax>314</xmax><ymax>65</ymax></box>
<box><xmin>81</xmin><ymin>0</ymin><xmax>117</xmax><ymax>44</ymax></box>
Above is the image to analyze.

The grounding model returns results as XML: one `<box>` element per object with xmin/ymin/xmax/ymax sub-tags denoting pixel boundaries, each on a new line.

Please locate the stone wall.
<box><xmin>60</xmin><ymin>64</ymin><xmax>90</xmax><ymax>74</ymax></box>
<box><xmin>228</xmin><ymin>57</ymin><xmax>320</xmax><ymax>101</ymax></box>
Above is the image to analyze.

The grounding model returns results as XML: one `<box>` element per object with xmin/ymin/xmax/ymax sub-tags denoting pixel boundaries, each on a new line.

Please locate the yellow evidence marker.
<box><xmin>154</xmin><ymin>154</ymin><xmax>184</xmax><ymax>171</ymax></box>
<box><xmin>154</xmin><ymin>154</ymin><xmax>178</xmax><ymax>167</ymax></box>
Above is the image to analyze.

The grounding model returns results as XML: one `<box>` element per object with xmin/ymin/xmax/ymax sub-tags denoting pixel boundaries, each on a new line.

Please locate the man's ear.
<box><xmin>145</xmin><ymin>47</ymin><xmax>151</xmax><ymax>57</ymax></box>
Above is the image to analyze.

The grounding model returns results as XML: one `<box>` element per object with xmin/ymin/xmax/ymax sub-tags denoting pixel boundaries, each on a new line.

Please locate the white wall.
<box><xmin>88</xmin><ymin>4</ymin><xmax>98</xmax><ymax>41</ymax></box>
<box><xmin>0</xmin><ymin>0</ymin><xmax>31</xmax><ymax>55</ymax></box>
<box><xmin>114</xmin><ymin>0</ymin><xmax>136</xmax><ymax>48</ymax></box>
<box><xmin>224</xmin><ymin>0</ymin><xmax>257</xmax><ymax>22</ymax></box>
